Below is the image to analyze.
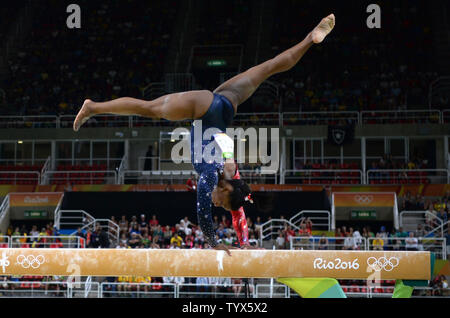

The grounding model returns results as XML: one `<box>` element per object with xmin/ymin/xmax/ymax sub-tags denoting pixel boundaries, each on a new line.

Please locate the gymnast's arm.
<box><xmin>197</xmin><ymin>171</ymin><xmax>232</xmax><ymax>255</ymax></box>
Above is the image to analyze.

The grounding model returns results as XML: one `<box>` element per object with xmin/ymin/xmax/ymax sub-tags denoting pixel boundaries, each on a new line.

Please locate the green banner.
<box><xmin>350</xmin><ymin>210</ymin><xmax>377</xmax><ymax>220</ymax></box>
<box><xmin>24</xmin><ymin>210</ymin><xmax>48</xmax><ymax>219</ymax></box>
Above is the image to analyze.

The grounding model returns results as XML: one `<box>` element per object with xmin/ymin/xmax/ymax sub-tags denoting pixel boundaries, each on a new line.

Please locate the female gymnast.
<box><xmin>73</xmin><ymin>14</ymin><xmax>335</xmax><ymax>255</ymax></box>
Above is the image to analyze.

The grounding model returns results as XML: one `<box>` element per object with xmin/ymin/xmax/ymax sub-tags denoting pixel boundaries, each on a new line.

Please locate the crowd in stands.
<box><xmin>0</xmin><ymin>207</ymin><xmax>448</xmax><ymax>297</ymax></box>
<box><xmin>264</xmin><ymin>0</ymin><xmax>444</xmax><ymax>114</ymax></box>
<box><xmin>398</xmin><ymin>190</ymin><xmax>449</xmax><ymax>229</ymax></box>
<box><xmin>1</xmin><ymin>1</ymin><xmax>447</xmax><ymax>119</ymax></box>
<box><xmin>3</xmin><ymin>0</ymin><xmax>178</xmax><ymax>116</ymax></box>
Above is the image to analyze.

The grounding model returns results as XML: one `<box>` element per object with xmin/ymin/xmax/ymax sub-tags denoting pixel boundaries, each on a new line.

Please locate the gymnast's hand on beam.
<box><xmin>214</xmin><ymin>243</ymin><xmax>237</xmax><ymax>256</ymax></box>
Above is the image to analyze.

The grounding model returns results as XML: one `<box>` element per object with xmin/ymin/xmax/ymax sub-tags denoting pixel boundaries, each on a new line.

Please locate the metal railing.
<box><xmin>0</xmin><ymin>280</ymin><xmax>447</xmax><ymax>298</ymax></box>
<box><xmin>237</xmin><ymin>169</ymin><xmax>278</xmax><ymax>184</ymax></box>
<box><xmin>59</xmin><ymin>114</ymin><xmax>130</xmax><ymax>129</ymax></box>
<box><xmin>0</xmin><ymin>281</ymin><xmax>100</xmax><ymax>298</ymax></box>
<box><xmin>361</xmin><ymin>109</ymin><xmax>442</xmax><ymax>124</ymax></box>
<box><xmin>9</xmin><ymin>235</ymin><xmax>82</xmax><ymax>248</ymax></box>
<box><xmin>43</xmin><ymin>170</ymin><xmax>118</xmax><ymax>185</ymax></box>
<box><xmin>73</xmin><ymin>219</ymin><xmax>120</xmax><ymax>247</ymax></box>
<box><xmin>55</xmin><ymin>209</ymin><xmax>95</xmax><ymax>231</ymax></box>
<box><xmin>290</xmin><ymin>236</ymin><xmax>367</xmax><ymax>251</ymax></box>
<box><xmin>283</xmin><ymin>169</ymin><xmax>363</xmax><ymax>184</ymax></box>
<box><xmin>0</xmin><ymin>171</ymin><xmax>40</xmax><ymax>185</ymax></box>
<box><xmin>289</xmin><ymin>210</ymin><xmax>331</xmax><ymax>232</ymax></box>
<box><xmin>0</xmin><ymin>115</ymin><xmax>58</xmax><ymax>129</ymax></box>
<box><xmin>254</xmin><ymin>284</ymin><xmax>290</xmax><ymax>298</ymax></box>
<box><xmin>366</xmin><ymin>237</ymin><xmax>447</xmax><ymax>259</ymax></box>
<box><xmin>0</xmin><ymin>109</ymin><xmax>447</xmax><ymax>129</ymax></box>
<box><xmin>178</xmin><ymin>283</ymin><xmax>252</xmax><ymax>298</ymax></box>
<box><xmin>233</xmin><ymin>112</ymin><xmax>280</xmax><ymax>127</ymax></box>
<box><xmin>282</xmin><ymin>111</ymin><xmax>359</xmax><ymax>125</ymax></box>
<box><xmin>399</xmin><ymin>211</ymin><xmax>445</xmax><ymax>237</ymax></box>
<box><xmin>40</xmin><ymin>156</ymin><xmax>51</xmax><ymax>184</ymax></box>
<box><xmin>258</xmin><ymin>219</ymin><xmax>299</xmax><ymax>247</ymax></box>
<box><xmin>427</xmin><ymin>221</ymin><xmax>450</xmax><ymax>241</ymax></box>
<box><xmin>0</xmin><ymin>195</ymin><xmax>10</xmax><ymax>235</ymax></box>
<box><xmin>100</xmin><ymin>282</ymin><xmax>175</xmax><ymax>298</ymax></box>
<box><xmin>367</xmin><ymin>169</ymin><xmax>450</xmax><ymax>184</ymax></box>
<box><xmin>120</xmin><ymin>170</ymin><xmax>196</xmax><ymax>185</ymax></box>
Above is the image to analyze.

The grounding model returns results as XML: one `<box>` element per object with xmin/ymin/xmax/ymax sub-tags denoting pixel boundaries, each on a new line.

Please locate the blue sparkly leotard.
<box><xmin>190</xmin><ymin>93</ymin><xmax>234</xmax><ymax>247</ymax></box>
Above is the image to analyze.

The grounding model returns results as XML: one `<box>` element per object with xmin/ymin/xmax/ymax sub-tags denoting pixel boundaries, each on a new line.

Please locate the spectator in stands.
<box><xmin>75</xmin><ymin>227</ymin><xmax>86</xmax><ymax>239</ymax></box>
<box><xmin>152</xmin><ymin>225</ymin><xmax>163</xmax><ymax>241</ymax></box>
<box><xmin>298</xmin><ymin>223</ymin><xmax>311</xmax><ymax>237</ymax></box>
<box><xmin>139</xmin><ymin>214</ymin><xmax>148</xmax><ymax>232</ymax></box>
<box><xmin>174</xmin><ymin>224</ymin><xmax>186</xmax><ymax>240</ymax></box>
<box><xmin>220</xmin><ymin>215</ymin><xmax>231</xmax><ymax>229</ymax></box>
<box><xmin>119</xmin><ymin>215</ymin><xmax>128</xmax><ymax>233</ymax></box>
<box><xmin>149</xmin><ymin>214</ymin><xmax>159</xmax><ymax>227</ymax></box>
<box><xmin>318</xmin><ymin>236</ymin><xmax>328</xmax><ymax>250</ymax></box>
<box><xmin>284</xmin><ymin>225</ymin><xmax>295</xmax><ymax>244</ymax></box>
<box><xmin>377</xmin><ymin>226</ymin><xmax>388</xmax><ymax>245</ymax></box>
<box><xmin>129</xmin><ymin>224</ymin><xmax>140</xmax><ymax>236</ymax></box>
<box><xmin>170</xmin><ymin>233</ymin><xmax>183</xmax><ymax>248</ymax></box>
<box><xmin>185</xmin><ymin>234</ymin><xmax>194</xmax><ymax>249</ymax></box>
<box><xmin>372</xmin><ymin>233</ymin><xmax>384</xmax><ymax>251</ymax></box>
<box><xmin>90</xmin><ymin>225</ymin><xmax>110</xmax><ymax>248</ymax></box>
<box><xmin>344</xmin><ymin>232</ymin><xmax>357</xmax><ymax>250</ymax></box>
<box><xmin>222</xmin><ymin>232</ymin><xmax>233</xmax><ymax>246</ymax></box>
<box><xmin>29</xmin><ymin>225</ymin><xmax>39</xmax><ymax>243</ymax></box>
<box><xmin>341</xmin><ymin>226</ymin><xmax>349</xmax><ymax>237</ymax></box>
<box><xmin>392</xmin><ymin>227</ymin><xmax>407</xmax><ymax>249</ymax></box>
<box><xmin>405</xmin><ymin>232</ymin><xmax>419</xmax><ymax>251</ymax></box>
<box><xmin>300</xmin><ymin>217</ymin><xmax>313</xmax><ymax>232</ymax></box>
<box><xmin>425</xmin><ymin>203</ymin><xmax>438</xmax><ymax>228</ymax></box>
<box><xmin>140</xmin><ymin>229</ymin><xmax>151</xmax><ymax>248</ymax></box>
<box><xmin>128</xmin><ymin>232</ymin><xmax>141</xmax><ymax>248</ymax></box>
<box><xmin>415</xmin><ymin>224</ymin><xmax>425</xmax><ymax>238</ymax></box>
<box><xmin>163</xmin><ymin>225</ymin><xmax>173</xmax><ymax>246</ymax></box>
<box><xmin>248</xmin><ymin>234</ymin><xmax>258</xmax><ymax>247</ymax></box>
<box><xmin>352</xmin><ymin>228</ymin><xmax>363</xmax><ymax>249</ymax></box>
<box><xmin>129</xmin><ymin>215</ymin><xmax>138</xmax><ymax>230</ymax></box>
<box><xmin>194</xmin><ymin>226</ymin><xmax>204</xmax><ymax>245</ymax></box>
<box><xmin>275</xmin><ymin>231</ymin><xmax>285</xmax><ymax>249</ymax></box>
<box><xmin>186</xmin><ymin>174</ymin><xmax>197</xmax><ymax>192</ymax></box>
<box><xmin>212</xmin><ymin>215</ymin><xmax>220</xmax><ymax>230</ymax></box>
<box><xmin>335</xmin><ymin>227</ymin><xmax>345</xmax><ymax>250</ymax></box>
<box><xmin>216</xmin><ymin>223</ymin><xmax>227</xmax><ymax>240</ymax></box>
<box><xmin>437</xmin><ymin>207</ymin><xmax>448</xmax><ymax>224</ymax></box>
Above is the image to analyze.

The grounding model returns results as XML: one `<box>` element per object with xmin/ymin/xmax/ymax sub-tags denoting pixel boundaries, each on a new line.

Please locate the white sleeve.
<box><xmin>213</xmin><ymin>133</ymin><xmax>234</xmax><ymax>159</ymax></box>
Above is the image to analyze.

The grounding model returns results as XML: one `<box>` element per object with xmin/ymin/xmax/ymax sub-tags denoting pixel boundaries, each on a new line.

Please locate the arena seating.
<box><xmin>4</xmin><ymin>0</ymin><xmax>179</xmax><ymax>116</ymax></box>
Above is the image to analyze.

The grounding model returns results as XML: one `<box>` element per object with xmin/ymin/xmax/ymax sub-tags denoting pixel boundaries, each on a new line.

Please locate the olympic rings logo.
<box><xmin>367</xmin><ymin>257</ymin><xmax>399</xmax><ymax>272</ymax></box>
<box><xmin>354</xmin><ymin>195</ymin><xmax>373</xmax><ymax>204</ymax></box>
<box><xmin>16</xmin><ymin>255</ymin><xmax>45</xmax><ymax>269</ymax></box>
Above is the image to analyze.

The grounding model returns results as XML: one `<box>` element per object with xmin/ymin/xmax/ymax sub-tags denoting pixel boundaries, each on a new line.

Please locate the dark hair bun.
<box><xmin>227</xmin><ymin>179</ymin><xmax>251</xmax><ymax>210</ymax></box>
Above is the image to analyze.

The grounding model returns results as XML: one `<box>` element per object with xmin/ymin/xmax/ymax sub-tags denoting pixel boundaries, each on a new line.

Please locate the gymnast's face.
<box><xmin>212</xmin><ymin>179</ymin><xmax>233</xmax><ymax>210</ymax></box>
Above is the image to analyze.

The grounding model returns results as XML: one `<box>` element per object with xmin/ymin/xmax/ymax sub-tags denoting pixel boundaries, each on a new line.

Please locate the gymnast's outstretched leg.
<box><xmin>213</xmin><ymin>14</ymin><xmax>335</xmax><ymax>112</ymax></box>
<box><xmin>73</xmin><ymin>90</ymin><xmax>214</xmax><ymax>131</ymax></box>
<box><xmin>73</xmin><ymin>14</ymin><xmax>334</xmax><ymax>132</ymax></box>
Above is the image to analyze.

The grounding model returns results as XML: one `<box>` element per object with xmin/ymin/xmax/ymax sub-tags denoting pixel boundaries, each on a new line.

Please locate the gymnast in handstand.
<box><xmin>73</xmin><ymin>14</ymin><xmax>335</xmax><ymax>255</ymax></box>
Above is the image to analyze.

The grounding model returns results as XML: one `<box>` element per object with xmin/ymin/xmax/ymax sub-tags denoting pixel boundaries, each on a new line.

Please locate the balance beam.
<box><xmin>0</xmin><ymin>248</ymin><xmax>431</xmax><ymax>280</ymax></box>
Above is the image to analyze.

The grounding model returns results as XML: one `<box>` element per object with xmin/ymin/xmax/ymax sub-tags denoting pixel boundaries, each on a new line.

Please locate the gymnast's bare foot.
<box><xmin>311</xmin><ymin>14</ymin><xmax>335</xmax><ymax>44</ymax></box>
<box><xmin>73</xmin><ymin>99</ymin><xmax>94</xmax><ymax>131</ymax></box>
